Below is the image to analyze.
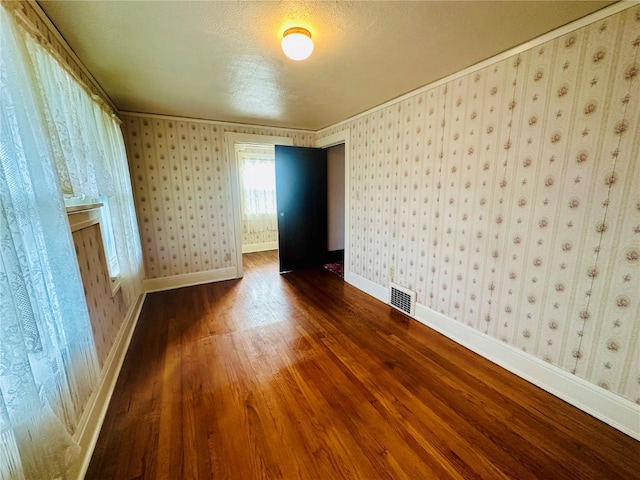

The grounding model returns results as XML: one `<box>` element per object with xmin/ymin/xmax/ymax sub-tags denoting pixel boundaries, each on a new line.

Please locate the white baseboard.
<box><xmin>242</xmin><ymin>242</ymin><xmax>277</xmax><ymax>254</ymax></box>
<box><xmin>70</xmin><ymin>291</ymin><xmax>147</xmax><ymax>480</ymax></box>
<box><xmin>343</xmin><ymin>273</ymin><xmax>639</xmax><ymax>440</ymax></box>
<box><xmin>347</xmin><ymin>271</ymin><xmax>389</xmax><ymax>303</ymax></box>
<box><xmin>143</xmin><ymin>267</ymin><xmax>238</xmax><ymax>293</ymax></box>
<box><xmin>413</xmin><ymin>303</ymin><xmax>640</xmax><ymax>441</ymax></box>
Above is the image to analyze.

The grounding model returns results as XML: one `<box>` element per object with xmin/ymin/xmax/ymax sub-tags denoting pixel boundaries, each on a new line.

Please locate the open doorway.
<box><xmin>227</xmin><ymin>131</ymin><xmax>351</xmax><ymax>282</ymax></box>
<box><xmin>226</xmin><ymin>132</ymin><xmax>293</xmax><ymax>278</ymax></box>
<box><xmin>324</xmin><ymin>143</ymin><xmax>345</xmax><ymax>279</ymax></box>
<box><xmin>317</xmin><ymin>129</ymin><xmax>351</xmax><ymax>284</ymax></box>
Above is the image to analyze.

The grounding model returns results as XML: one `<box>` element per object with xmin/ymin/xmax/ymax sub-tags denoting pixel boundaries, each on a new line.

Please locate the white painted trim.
<box><xmin>67</xmin><ymin>207</ymin><xmax>101</xmax><ymax>232</ymax></box>
<box><xmin>242</xmin><ymin>242</ymin><xmax>277</xmax><ymax>254</ymax></box>
<box><xmin>316</xmin><ymin>1</ymin><xmax>636</xmax><ymax>136</ymax></box>
<box><xmin>316</xmin><ymin>130</ymin><xmax>349</xmax><ymax>149</ymax></box>
<box><xmin>70</xmin><ymin>292</ymin><xmax>147</xmax><ymax>480</ymax></box>
<box><xmin>67</xmin><ymin>208</ymin><xmax>122</xmax><ymax>296</ymax></box>
<box><xmin>346</xmin><ymin>272</ymin><xmax>639</xmax><ymax>439</ymax></box>
<box><xmin>317</xmin><ymin>129</ymin><xmax>351</xmax><ymax>284</ymax></box>
<box><xmin>348</xmin><ymin>272</ymin><xmax>389</xmax><ymax>304</ymax></box>
<box><xmin>225</xmin><ymin>132</ymin><xmax>294</xmax><ymax>279</ymax></box>
<box><xmin>143</xmin><ymin>267</ymin><xmax>237</xmax><ymax>293</ymax></box>
<box><xmin>121</xmin><ymin>111</ymin><xmax>315</xmax><ymax>134</ymax></box>
<box><xmin>413</xmin><ymin>303</ymin><xmax>640</xmax><ymax>441</ymax></box>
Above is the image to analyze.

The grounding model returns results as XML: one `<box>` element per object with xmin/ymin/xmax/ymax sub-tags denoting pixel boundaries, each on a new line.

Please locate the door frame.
<box><xmin>316</xmin><ymin>129</ymin><xmax>351</xmax><ymax>284</ymax></box>
<box><xmin>226</xmin><ymin>132</ymin><xmax>293</xmax><ymax>278</ymax></box>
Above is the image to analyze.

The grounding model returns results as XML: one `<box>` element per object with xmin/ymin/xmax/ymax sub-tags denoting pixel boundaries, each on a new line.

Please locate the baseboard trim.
<box><xmin>347</xmin><ymin>272</ymin><xmax>389</xmax><ymax>303</ymax></box>
<box><xmin>70</xmin><ymin>291</ymin><xmax>147</xmax><ymax>480</ymax></box>
<box><xmin>143</xmin><ymin>267</ymin><xmax>238</xmax><ymax>293</ymax></box>
<box><xmin>242</xmin><ymin>242</ymin><xmax>277</xmax><ymax>254</ymax></box>
<box><xmin>344</xmin><ymin>274</ymin><xmax>639</xmax><ymax>439</ymax></box>
<box><xmin>413</xmin><ymin>303</ymin><xmax>640</xmax><ymax>441</ymax></box>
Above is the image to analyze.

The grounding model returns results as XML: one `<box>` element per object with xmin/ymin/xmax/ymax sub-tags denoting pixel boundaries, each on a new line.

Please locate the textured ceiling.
<box><xmin>38</xmin><ymin>1</ymin><xmax>615</xmax><ymax>130</ymax></box>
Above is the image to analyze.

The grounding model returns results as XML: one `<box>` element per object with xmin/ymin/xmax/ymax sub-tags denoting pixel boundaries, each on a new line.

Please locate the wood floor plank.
<box><xmin>86</xmin><ymin>250</ymin><xmax>640</xmax><ymax>479</ymax></box>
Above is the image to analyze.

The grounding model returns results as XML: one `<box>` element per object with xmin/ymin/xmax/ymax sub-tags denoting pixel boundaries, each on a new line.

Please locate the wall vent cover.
<box><xmin>389</xmin><ymin>283</ymin><xmax>416</xmax><ymax>317</ymax></box>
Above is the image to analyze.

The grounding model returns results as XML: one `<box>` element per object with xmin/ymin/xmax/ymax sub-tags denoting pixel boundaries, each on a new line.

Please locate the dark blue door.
<box><xmin>275</xmin><ymin>145</ymin><xmax>327</xmax><ymax>272</ymax></box>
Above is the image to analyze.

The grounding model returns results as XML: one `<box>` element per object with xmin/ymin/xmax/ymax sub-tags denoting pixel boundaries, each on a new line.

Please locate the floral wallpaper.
<box><xmin>121</xmin><ymin>116</ymin><xmax>314</xmax><ymax>279</ymax></box>
<box><xmin>318</xmin><ymin>5</ymin><xmax>640</xmax><ymax>403</ymax></box>
<box><xmin>73</xmin><ymin>223</ymin><xmax>128</xmax><ymax>368</ymax></box>
<box><xmin>242</xmin><ymin>222</ymin><xmax>278</xmax><ymax>248</ymax></box>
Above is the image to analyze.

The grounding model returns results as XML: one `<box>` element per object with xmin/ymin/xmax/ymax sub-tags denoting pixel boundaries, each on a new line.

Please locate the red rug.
<box><xmin>323</xmin><ymin>261</ymin><xmax>344</xmax><ymax>279</ymax></box>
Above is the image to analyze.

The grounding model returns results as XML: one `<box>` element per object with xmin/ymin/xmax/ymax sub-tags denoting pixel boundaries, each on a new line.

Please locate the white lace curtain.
<box><xmin>0</xmin><ymin>4</ymin><xmax>143</xmax><ymax>479</ymax></box>
<box><xmin>24</xmin><ymin>23</ymin><xmax>144</xmax><ymax>306</ymax></box>
<box><xmin>1</xmin><ymin>6</ymin><xmax>99</xmax><ymax>479</ymax></box>
<box><xmin>89</xmin><ymin>106</ymin><xmax>144</xmax><ymax>305</ymax></box>
<box><xmin>237</xmin><ymin>146</ymin><xmax>278</xmax><ymax>235</ymax></box>
<box><xmin>26</xmin><ymin>39</ymin><xmax>114</xmax><ymax>199</ymax></box>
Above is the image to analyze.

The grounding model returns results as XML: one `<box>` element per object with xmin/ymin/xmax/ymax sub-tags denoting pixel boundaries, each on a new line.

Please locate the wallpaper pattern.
<box><xmin>121</xmin><ymin>116</ymin><xmax>314</xmax><ymax>279</ymax></box>
<box><xmin>242</xmin><ymin>223</ymin><xmax>278</xmax><ymax>247</ymax></box>
<box><xmin>73</xmin><ymin>223</ymin><xmax>128</xmax><ymax>367</ymax></box>
<box><xmin>318</xmin><ymin>6</ymin><xmax>640</xmax><ymax>403</ymax></box>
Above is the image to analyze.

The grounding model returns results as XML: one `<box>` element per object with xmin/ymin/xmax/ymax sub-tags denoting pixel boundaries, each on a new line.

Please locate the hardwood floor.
<box><xmin>86</xmin><ymin>250</ymin><xmax>639</xmax><ymax>479</ymax></box>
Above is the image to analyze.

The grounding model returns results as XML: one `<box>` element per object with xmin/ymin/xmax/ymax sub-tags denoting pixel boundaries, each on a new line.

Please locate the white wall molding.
<box><xmin>121</xmin><ymin>111</ymin><xmax>315</xmax><ymax>134</ymax></box>
<box><xmin>412</xmin><ymin>303</ymin><xmax>640</xmax><ymax>441</ymax></box>
<box><xmin>143</xmin><ymin>267</ymin><xmax>237</xmax><ymax>293</ymax></box>
<box><xmin>316</xmin><ymin>1</ymin><xmax>636</xmax><ymax>137</ymax></box>
<box><xmin>348</xmin><ymin>272</ymin><xmax>389</xmax><ymax>304</ymax></box>
<box><xmin>70</xmin><ymin>292</ymin><xmax>147</xmax><ymax>480</ymax></box>
<box><xmin>346</xmin><ymin>273</ymin><xmax>639</xmax><ymax>439</ymax></box>
<box><xmin>242</xmin><ymin>242</ymin><xmax>277</xmax><ymax>254</ymax></box>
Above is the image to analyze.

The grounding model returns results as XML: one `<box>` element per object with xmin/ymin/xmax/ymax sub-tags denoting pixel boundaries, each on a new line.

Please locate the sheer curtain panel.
<box><xmin>91</xmin><ymin>105</ymin><xmax>144</xmax><ymax>304</ymax></box>
<box><xmin>25</xmin><ymin>29</ymin><xmax>114</xmax><ymax>199</ymax></box>
<box><xmin>1</xmin><ymin>6</ymin><xmax>100</xmax><ymax>479</ymax></box>
<box><xmin>23</xmin><ymin>7</ymin><xmax>144</xmax><ymax>306</ymax></box>
<box><xmin>237</xmin><ymin>147</ymin><xmax>278</xmax><ymax>236</ymax></box>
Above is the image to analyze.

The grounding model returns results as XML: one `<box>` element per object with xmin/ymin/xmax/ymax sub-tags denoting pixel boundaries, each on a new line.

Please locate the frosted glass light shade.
<box><xmin>281</xmin><ymin>27</ymin><xmax>314</xmax><ymax>61</ymax></box>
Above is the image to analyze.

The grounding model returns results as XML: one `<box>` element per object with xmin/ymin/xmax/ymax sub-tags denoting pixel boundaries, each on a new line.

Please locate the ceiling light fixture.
<box><xmin>281</xmin><ymin>27</ymin><xmax>314</xmax><ymax>61</ymax></box>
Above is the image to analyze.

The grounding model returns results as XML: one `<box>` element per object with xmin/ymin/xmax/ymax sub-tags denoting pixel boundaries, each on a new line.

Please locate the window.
<box><xmin>99</xmin><ymin>195</ymin><xmax>121</xmax><ymax>279</ymax></box>
<box><xmin>236</xmin><ymin>144</ymin><xmax>278</xmax><ymax>236</ymax></box>
<box><xmin>240</xmin><ymin>157</ymin><xmax>277</xmax><ymax>216</ymax></box>
<box><xmin>65</xmin><ymin>195</ymin><xmax>121</xmax><ymax>285</ymax></box>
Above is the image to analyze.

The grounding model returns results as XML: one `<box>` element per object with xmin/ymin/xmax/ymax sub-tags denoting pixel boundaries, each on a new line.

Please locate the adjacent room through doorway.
<box><xmin>231</xmin><ymin>134</ymin><xmax>346</xmax><ymax>280</ymax></box>
<box><xmin>324</xmin><ymin>142</ymin><xmax>345</xmax><ymax>279</ymax></box>
<box><xmin>235</xmin><ymin>143</ymin><xmax>279</xmax><ymax>255</ymax></box>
